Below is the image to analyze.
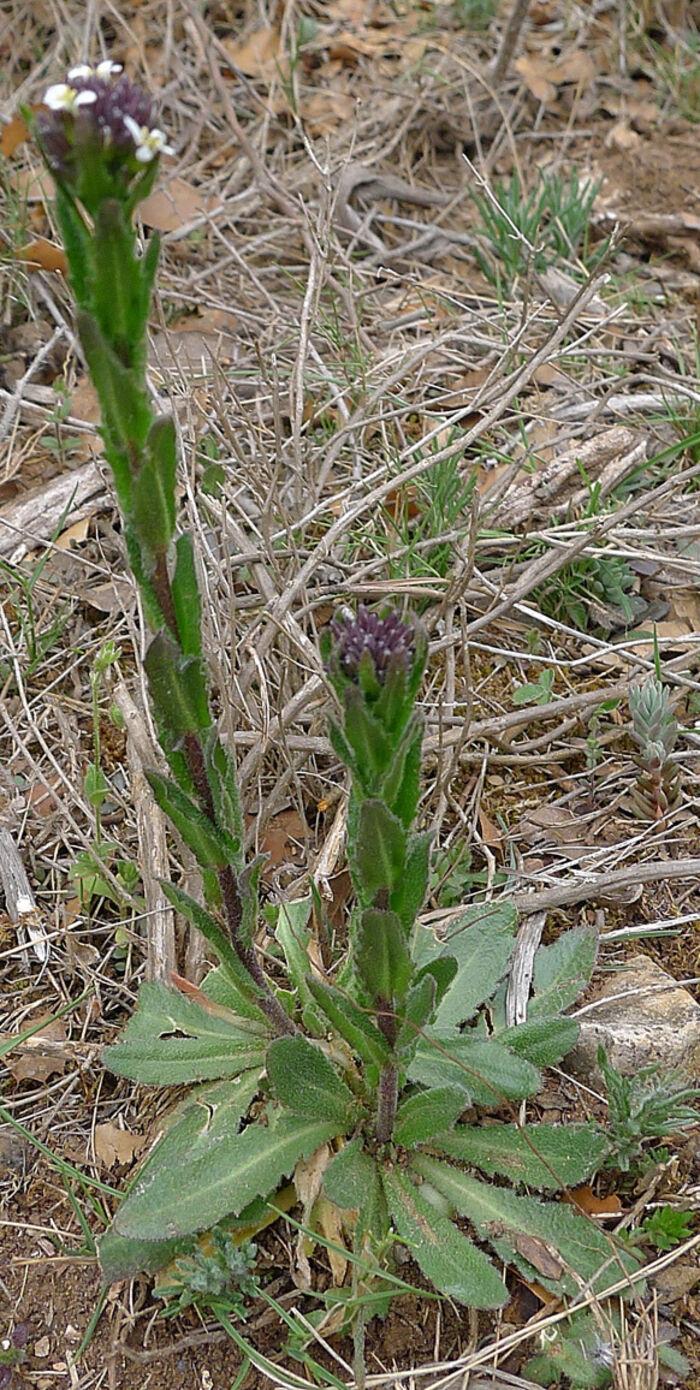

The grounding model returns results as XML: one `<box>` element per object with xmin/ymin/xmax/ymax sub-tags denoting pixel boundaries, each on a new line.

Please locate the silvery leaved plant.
<box><xmin>628</xmin><ymin>674</ymin><xmax>682</xmax><ymax>820</ymax></box>
<box><xmin>32</xmin><ymin>66</ymin><xmax>643</xmax><ymax>1358</ymax></box>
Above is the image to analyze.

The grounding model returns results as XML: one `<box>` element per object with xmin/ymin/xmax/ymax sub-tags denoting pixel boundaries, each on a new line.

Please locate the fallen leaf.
<box><xmin>18</xmin><ymin>239</ymin><xmax>67</xmax><ymax>275</ymax></box>
<box><xmin>1</xmin><ymin>107</ymin><xmax>42</xmax><ymax>157</ymax></box>
<box><xmin>223</xmin><ymin>26</ymin><xmax>281</xmax><ymax>77</ymax></box>
<box><xmin>607</xmin><ymin>121</ymin><xmax>642</xmax><ymax>151</ymax></box>
<box><xmin>54</xmin><ymin>516</ymin><xmax>90</xmax><ymax>550</ymax></box>
<box><xmin>260</xmin><ymin>808</ymin><xmax>307</xmax><ymax>870</ymax></box>
<box><xmin>563</xmin><ymin>1184</ymin><xmax>623</xmax><ymax>1218</ymax></box>
<box><xmin>652</xmin><ymin>1262</ymin><xmax>700</xmax><ymax>1300</ymax></box>
<box><xmin>315</xmin><ymin>1194</ymin><xmax>349</xmax><ymax>1284</ymax></box>
<box><xmin>478</xmin><ymin>807</ymin><xmax>504</xmax><ymax>856</ymax></box>
<box><xmin>94</xmin><ymin>1121</ymin><xmax>142</xmax><ymax>1169</ymax></box>
<box><xmin>139</xmin><ymin>177</ymin><xmax>216</xmax><ymax>232</ymax></box>
<box><xmin>301</xmin><ymin>90</ymin><xmax>356</xmax><ymax>135</ymax></box>
<box><xmin>4</xmin><ymin>1017</ymin><xmax>68</xmax><ymax>1083</ymax></box>
<box><xmin>514</xmin><ymin>54</ymin><xmax>557</xmax><ymax>104</ymax></box>
<box><xmin>515</xmin><ymin>1234</ymin><xmax>563</xmax><ymax>1279</ymax></box>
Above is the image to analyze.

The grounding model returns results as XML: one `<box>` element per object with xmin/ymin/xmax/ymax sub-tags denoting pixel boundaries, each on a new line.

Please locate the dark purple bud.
<box><xmin>37</xmin><ymin>69</ymin><xmax>170</xmax><ymax>202</ymax></box>
<box><xmin>330</xmin><ymin>605</ymin><xmax>414</xmax><ymax>683</ymax></box>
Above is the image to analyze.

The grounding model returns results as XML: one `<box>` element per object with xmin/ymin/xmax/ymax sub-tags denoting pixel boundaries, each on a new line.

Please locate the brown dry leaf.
<box><xmin>169</xmin><ymin>971</ymin><xmax>249</xmax><ymax>1023</ymax></box>
<box><xmin>4</xmin><ymin>1018</ymin><xmax>68</xmax><ymax>1083</ymax></box>
<box><xmin>607</xmin><ymin>121</ymin><xmax>642</xmax><ymax>151</ymax></box>
<box><xmin>78</xmin><ymin>577</ymin><xmax>135</xmax><ymax>615</ymax></box>
<box><xmin>478</xmin><ymin>808</ymin><xmax>504</xmax><ymax>857</ymax></box>
<box><xmin>514</xmin><ymin>54</ymin><xmax>557</xmax><ymax>104</ymax></box>
<box><xmin>294</xmin><ymin>1143</ymin><xmax>334</xmax><ymax>1290</ymax></box>
<box><xmin>54</xmin><ymin>516</ymin><xmax>90</xmax><ymax>551</ymax></box>
<box><xmin>18</xmin><ymin>239</ymin><xmax>67</xmax><ymax>276</ymax></box>
<box><xmin>314</xmin><ymin>1195</ymin><xmax>349</xmax><ymax>1285</ymax></box>
<box><xmin>139</xmin><ymin>177</ymin><xmax>216</xmax><ymax>233</ymax></box>
<box><xmin>515</xmin><ymin>1234</ymin><xmax>563</xmax><ymax>1280</ymax></box>
<box><xmin>1</xmin><ymin>111</ymin><xmax>31</xmax><ymax>157</ymax></box>
<box><xmin>519</xmin><ymin>805</ymin><xmax>582</xmax><ymax>846</ymax></box>
<box><xmin>652</xmin><ymin>1262</ymin><xmax>700</xmax><ymax>1300</ymax></box>
<box><xmin>223</xmin><ymin>26</ymin><xmax>281</xmax><ymax>77</ymax></box>
<box><xmin>94</xmin><ymin>1121</ymin><xmax>142</xmax><ymax>1169</ymax></box>
<box><xmin>301</xmin><ymin>91</ymin><xmax>356</xmax><ymax>136</ymax></box>
<box><xmin>549</xmin><ymin>51</ymin><xmax>597</xmax><ymax>87</ymax></box>
<box><xmin>260</xmin><ymin>808</ymin><xmax>306</xmax><ymax>869</ymax></box>
<box><xmin>562</xmin><ymin>1185</ymin><xmax>622</xmax><ymax>1218</ymax></box>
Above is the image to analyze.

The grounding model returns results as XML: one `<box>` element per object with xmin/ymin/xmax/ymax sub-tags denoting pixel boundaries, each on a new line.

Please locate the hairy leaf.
<box><xmin>115</xmin><ymin>1108</ymin><xmax>341</xmax><ymax>1241</ymax></box>
<box><xmin>306</xmin><ymin>976</ymin><xmax>390</xmax><ymax>1066</ymax></box>
<box><xmin>394</xmin><ymin>1086</ymin><xmax>466</xmax><ymax>1147</ymax></box>
<box><xmin>383</xmin><ymin>1167</ymin><xmax>507</xmax><ymax>1308</ymax></box>
<box><xmin>529</xmin><ymin>927</ymin><xmax>598</xmax><ymax>1021</ymax></box>
<box><xmin>159</xmin><ymin>882</ymin><xmax>265</xmax><ymax>1021</ymax></box>
<box><xmin>146</xmin><ymin>769</ymin><xmax>237</xmax><ymax>869</ymax></box>
<box><xmin>356</xmin><ymin>908</ymin><xmax>412</xmax><ymax>1002</ymax></box>
<box><xmin>267</xmin><ymin>1036</ymin><xmax>357</xmax><ymax>1127</ymax></box>
<box><xmin>409</xmin><ymin>1034</ymin><xmax>541</xmax><ymax>1104</ymax></box>
<box><xmin>355</xmin><ymin>800</ymin><xmax>406</xmax><ymax>901</ymax></box>
<box><xmin>102</xmin><ymin>981</ymin><xmax>267</xmax><ymax>1084</ymax></box>
<box><xmin>497</xmin><ymin>1016</ymin><xmax>579</xmax><ymax>1067</ymax></box>
<box><xmin>324</xmin><ymin>1138</ymin><xmax>378</xmax><ymax>1209</ymax></box>
<box><xmin>435</xmin><ymin>1123</ymin><xmax>610</xmax><ymax>1189</ymax></box>
<box><xmin>413</xmin><ymin>1155</ymin><xmax>642</xmax><ymax>1296</ymax></box>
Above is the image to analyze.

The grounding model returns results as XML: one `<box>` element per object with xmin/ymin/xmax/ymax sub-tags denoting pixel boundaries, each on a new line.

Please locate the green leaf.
<box><xmin>144</xmin><ymin>632</ymin><xmax>212</xmax><ymax>741</ymax></box>
<box><xmin>497</xmin><ymin>1017</ymin><xmax>579</xmax><ymax>1068</ymax></box>
<box><xmin>435</xmin><ymin>1123</ymin><xmax>610</xmax><ymax>1190</ymax></box>
<box><xmin>76</xmin><ymin>311</ymin><xmax>151</xmax><ymax>503</ymax></box>
<box><xmin>354</xmin><ymin>801</ymin><xmax>406</xmax><ymax>901</ymax></box>
<box><xmin>380</xmin><ymin>719</ymin><xmax>423</xmax><ymax>826</ymax></box>
<box><xmin>412</xmin><ymin>1155</ymin><xmax>643</xmax><ymax>1296</ymax></box>
<box><xmin>102</xmin><ymin>981</ymin><xmax>266</xmax><ymax>1084</ymax></box>
<box><xmin>55</xmin><ymin>184</ymin><xmax>90</xmax><ymax>307</ymax></box>
<box><xmin>131</xmin><ymin>414</ymin><xmax>177</xmax><ymax>555</ymax></box>
<box><xmin>382</xmin><ymin>1167</ymin><xmax>507</xmax><ymax>1308</ymax></box>
<box><xmin>203</xmin><ymin>732</ymin><xmax>244</xmax><ymax>865</ymax></box>
<box><xmin>306</xmin><ymin>976</ymin><xmax>390</xmax><ymax>1065</ymax></box>
<box><xmin>159</xmin><ymin>881</ymin><xmax>265</xmax><ymax>1021</ymax></box>
<box><xmin>529</xmin><ymin>927</ymin><xmax>598</xmax><ymax>1020</ymax></box>
<box><xmin>114</xmin><ymin>1109</ymin><xmax>341</xmax><ymax>1241</ymax></box>
<box><xmin>266</xmin><ymin>1036</ymin><xmax>357</xmax><ymax>1127</ymax></box>
<box><xmin>91</xmin><ymin>197</ymin><xmax>143</xmax><ymax>352</ymax></box>
<box><xmin>356</xmin><ymin>908</ymin><xmax>413</xmax><ymax>1003</ymax></box>
<box><xmin>408</xmin><ymin>1035</ymin><xmax>541</xmax><ymax>1104</ymax></box>
<box><xmin>430</xmin><ymin>918</ymin><xmax>515</xmax><ymax>1031</ymax></box>
<box><xmin>99</xmin><ymin>1226</ymin><xmax>192</xmax><ymax>1285</ymax></box>
<box><xmin>394</xmin><ymin>1086</ymin><xmax>466</xmax><ymax>1147</ymax></box>
<box><xmin>343</xmin><ymin>687</ymin><xmax>391</xmax><ymax>779</ymax></box>
<box><xmin>146</xmin><ymin>769</ymin><xmax>237</xmax><ymax>869</ymax></box>
<box><xmin>389</xmin><ymin>830</ymin><xmax>430</xmax><ymax>930</ymax></box>
<box><xmin>171</xmin><ymin>533</ymin><xmax>202</xmax><ymax>658</ymax></box>
<box><xmin>272</xmin><ymin>898</ymin><xmax>314</xmax><ymax>1002</ymax></box>
<box><xmin>394</xmin><ymin>972</ymin><xmax>438</xmax><ymax>1059</ymax></box>
<box><xmin>323</xmin><ymin>1138</ymin><xmax>378</xmax><ymax>1209</ymax></box>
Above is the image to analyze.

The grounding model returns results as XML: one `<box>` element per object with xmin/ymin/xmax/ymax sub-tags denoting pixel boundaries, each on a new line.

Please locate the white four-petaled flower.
<box><xmin>122</xmin><ymin>115</ymin><xmax>174</xmax><ymax>162</ymax></box>
<box><xmin>43</xmin><ymin>83</ymin><xmax>98</xmax><ymax>113</ymax></box>
<box><xmin>67</xmin><ymin>60</ymin><xmax>123</xmax><ymax>80</ymax></box>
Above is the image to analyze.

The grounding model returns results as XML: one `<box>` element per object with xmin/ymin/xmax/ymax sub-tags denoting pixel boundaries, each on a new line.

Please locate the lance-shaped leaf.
<box><xmin>435</xmin><ymin>1123</ymin><xmax>610</xmax><ymax>1190</ymax></box>
<box><xmin>267</xmin><ymin>1036</ymin><xmax>358</xmax><ymax>1127</ymax></box>
<box><xmin>146</xmin><ymin>769</ymin><xmax>237</xmax><ymax>869</ymax></box>
<box><xmin>354</xmin><ymin>800</ymin><xmax>406</xmax><ymax>901</ymax></box>
<box><xmin>159</xmin><ymin>882</ymin><xmax>265</xmax><ymax>1021</ymax></box>
<box><xmin>323</xmin><ymin>1138</ymin><xmax>378</xmax><ymax>1209</ymax></box>
<box><xmin>382</xmin><ymin>1167</ymin><xmax>507</xmax><ymax>1309</ymax></box>
<box><xmin>271</xmin><ymin>897</ymin><xmax>315</xmax><ymax>1005</ymax></box>
<box><xmin>389</xmin><ymin>830</ymin><xmax>430</xmax><ymax>930</ymax></box>
<box><xmin>102</xmin><ymin>981</ymin><xmax>267</xmax><ymax>1084</ymax></box>
<box><xmin>99</xmin><ymin>1225</ymin><xmax>192</xmax><ymax>1285</ymax></box>
<box><xmin>77</xmin><ymin>310</ymin><xmax>151</xmax><ymax>500</ymax></box>
<box><xmin>497</xmin><ymin>1017</ymin><xmax>579</xmax><ymax>1068</ymax></box>
<box><xmin>394</xmin><ymin>971</ymin><xmax>439</xmax><ymax>1059</ymax></box>
<box><xmin>529</xmin><ymin>926</ymin><xmax>598</xmax><ymax>1020</ymax></box>
<box><xmin>343</xmin><ymin>687</ymin><xmax>391</xmax><ymax>779</ymax></box>
<box><xmin>408</xmin><ymin>1035</ymin><xmax>541</xmax><ymax>1104</ymax></box>
<box><xmin>356</xmin><ymin>908</ymin><xmax>413</xmax><ymax>1003</ymax></box>
<box><xmin>430</xmin><ymin>919</ymin><xmax>515</xmax><ymax>1032</ymax></box>
<box><xmin>55</xmin><ymin>184</ymin><xmax>90</xmax><ymax>307</ymax></box>
<box><xmin>138</xmin><ymin>229</ymin><xmax>161</xmax><ymax>323</ymax></box>
<box><xmin>144</xmin><ymin>632</ymin><xmax>211</xmax><ymax>742</ymax></box>
<box><xmin>306</xmin><ymin>976</ymin><xmax>390</xmax><ymax>1066</ymax></box>
<box><xmin>382</xmin><ymin>720</ymin><xmax>423</xmax><ymax>828</ymax></box>
<box><xmin>394</xmin><ymin>1086</ymin><xmax>466</xmax><ymax>1147</ymax></box>
<box><xmin>131</xmin><ymin>415</ymin><xmax>177</xmax><ymax>555</ymax></box>
<box><xmin>412</xmin><ymin>1155</ymin><xmax>642</xmax><ymax>1296</ymax></box>
<box><xmin>203</xmin><ymin>732</ymin><xmax>244</xmax><ymax>862</ymax></box>
<box><xmin>91</xmin><ymin>197</ymin><xmax>144</xmax><ymax>356</ymax></box>
<box><xmin>114</xmin><ymin>1109</ymin><xmax>341</xmax><ymax>1241</ymax></box>
<box><xmin>171</xmin><ymin>532</ymin><xmax>202</xmax><ymax>659</ymax></box>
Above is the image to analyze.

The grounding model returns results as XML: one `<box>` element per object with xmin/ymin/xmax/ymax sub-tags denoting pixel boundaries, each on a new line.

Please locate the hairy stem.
<box><xmin>376</xmin><ymin>1063</ymin><xmax>398</xmax><ymax>1145</ymax></box>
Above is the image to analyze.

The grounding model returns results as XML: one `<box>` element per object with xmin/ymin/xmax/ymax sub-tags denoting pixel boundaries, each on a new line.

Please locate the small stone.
<box><xmin>565</xmin><ymin>953</ymin><xmax>700</xmax><ymax>1083</ymax></box>
<box><xmin>34</xmin><ymin>1336</ymin><xmax>50</xmax><ymax>1358</ymax></box>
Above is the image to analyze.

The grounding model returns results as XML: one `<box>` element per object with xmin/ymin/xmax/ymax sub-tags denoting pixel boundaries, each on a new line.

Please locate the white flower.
<box><xmin>43</xmin><ymin>83</ymin><xmax>98</xmax><ymax>113</ymax></box>
<box><xmin>123</xmin><ymin>114</ymin><xmax>174</xmax><ymax>163</ymax></box>
<box><xmin>67</xmin><ymin>60</ymin><xmax>123</xmax><ymax>80</ymax></box>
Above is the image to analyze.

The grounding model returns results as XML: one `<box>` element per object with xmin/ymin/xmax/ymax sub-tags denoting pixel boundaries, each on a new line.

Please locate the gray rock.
<box><xmin>565</xmin><ymin>952</ymin><xmax>700</xmax><ymax>1085</ymax></box>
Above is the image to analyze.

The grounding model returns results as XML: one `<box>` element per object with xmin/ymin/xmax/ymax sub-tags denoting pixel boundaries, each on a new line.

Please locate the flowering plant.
<box><xmin>33</xmin><ymin>67</ymin><xmax>642</xmax><ymax>1363</ymax></box>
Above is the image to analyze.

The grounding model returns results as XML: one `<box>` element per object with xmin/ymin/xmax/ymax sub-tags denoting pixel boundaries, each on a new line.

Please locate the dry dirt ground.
<box><xmin>1</xmin><ymin>1</ymin><xmax>700</xmax><ymax>1387</ymax></box>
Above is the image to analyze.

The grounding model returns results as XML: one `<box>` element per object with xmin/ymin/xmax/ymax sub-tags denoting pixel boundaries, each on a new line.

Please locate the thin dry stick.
<box><xmin>490</xmin><ymin>0</ymin><xmax>531</xmax><ymax>85</ymax></box>
<box><xmin>512</xmin><ymin>856</ymin><xmax>700</xmax><ymax>914</ymax></box>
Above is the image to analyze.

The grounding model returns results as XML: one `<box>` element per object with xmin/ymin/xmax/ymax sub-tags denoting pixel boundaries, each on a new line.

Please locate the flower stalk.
<box><xmin>33</xmin><ymin>66</ymin><xmax>294</xmax><ymax>1035</ymax></box>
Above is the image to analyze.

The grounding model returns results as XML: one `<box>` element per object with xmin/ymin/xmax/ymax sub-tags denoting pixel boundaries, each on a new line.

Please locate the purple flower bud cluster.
<box><xmin>330</xmin><ymin>605</ymin><xmax>414</xmax><ymax>682</ymax></box>
<box><xmin>37</xmin><ymin>67</ymin><xmax>169</xmax><ymax>189</ymax></box>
